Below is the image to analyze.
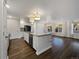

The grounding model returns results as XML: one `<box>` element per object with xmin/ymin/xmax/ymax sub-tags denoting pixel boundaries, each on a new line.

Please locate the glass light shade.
<box><xmin>34</xmin><ymin>17</ymin><xmax>40</xmax><ymax>20</ymax></box>
<box><xmin>29</xmin><ymin>14</ymin><xmax>40</xmax><ymax>20</ymax></box>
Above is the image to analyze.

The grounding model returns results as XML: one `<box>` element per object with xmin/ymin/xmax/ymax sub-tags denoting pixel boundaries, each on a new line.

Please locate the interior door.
<box><xmin>0</xmin><ymin>0</ymin><xmax>9</xmax><ymax>59</ymax></box>
<box><xmin>3</xmin><ymin>1</ymin><xmax>9</xmax><ymax>59</ymax></box>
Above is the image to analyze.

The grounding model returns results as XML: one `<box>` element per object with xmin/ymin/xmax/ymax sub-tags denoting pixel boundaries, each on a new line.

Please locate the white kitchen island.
<box><xmin>32</xmin><ymin>33</ymin><xmax>52</xmax><ymax>55</ymax></box>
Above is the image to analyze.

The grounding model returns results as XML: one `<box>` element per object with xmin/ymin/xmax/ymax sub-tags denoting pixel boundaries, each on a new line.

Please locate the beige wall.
<box><xmin>7</xmin><ymin>18</ymin><xmax>23</xmax><ymax>39</ymax></box>
<box><xmin>7</xmin><ymin>18</ymin><xmax>20</xmax><ymax>32</ymax></box>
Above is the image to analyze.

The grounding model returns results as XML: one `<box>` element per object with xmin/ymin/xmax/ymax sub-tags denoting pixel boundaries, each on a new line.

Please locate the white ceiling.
<box><xmin>7</xmin><ymin>0</ymin><xmax>79</xmax><ymax>19</ymax></box>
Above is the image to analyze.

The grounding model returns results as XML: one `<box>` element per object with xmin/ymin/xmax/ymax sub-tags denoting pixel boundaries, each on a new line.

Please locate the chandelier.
<box><xmin>28</xmin><ymin>8</ymin><xmax>43</xmax><ymax>24</ymax></box>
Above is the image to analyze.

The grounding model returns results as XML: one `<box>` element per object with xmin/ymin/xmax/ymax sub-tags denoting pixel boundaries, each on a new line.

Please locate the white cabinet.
<box><xmin>24</xmin><ymin>32</ymin><xmax>29</xmax><ymax>43</ymax></box>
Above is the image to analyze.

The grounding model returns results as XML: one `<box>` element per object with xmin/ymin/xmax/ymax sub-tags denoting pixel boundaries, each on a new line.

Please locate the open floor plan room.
<box><xmin>1</xmin><ymin>0</ymin><xmax>79</xmax><ymax>59</ymax></box>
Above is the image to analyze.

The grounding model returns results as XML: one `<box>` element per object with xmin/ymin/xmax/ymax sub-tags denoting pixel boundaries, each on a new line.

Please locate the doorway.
<box><xmin>0</xmin><ymin>0</ymin><xmax>10</xmax><ymax>59</ymax></box>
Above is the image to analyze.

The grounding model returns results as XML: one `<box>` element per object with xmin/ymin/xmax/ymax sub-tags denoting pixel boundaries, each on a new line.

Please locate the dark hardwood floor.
<box><xmin>8</xmin><ymin>37</ymin><xmax>79</xmax><ymax>59</ymax></box>
<box><xmin>50</xmin><ymin>37</ymin><xmax>79</xmax><ymax>59</ymax></box>
<box><xmin>8</xmin><ymin>39</ymin><xmax>37</xmax><ymax>59</ymax></box>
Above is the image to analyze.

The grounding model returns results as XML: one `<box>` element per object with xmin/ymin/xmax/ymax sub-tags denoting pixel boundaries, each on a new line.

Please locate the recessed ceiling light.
<box><xmin>5</xmin><ymin>4</ymin><xmax>10</xmax><ymax>8</ymax></box>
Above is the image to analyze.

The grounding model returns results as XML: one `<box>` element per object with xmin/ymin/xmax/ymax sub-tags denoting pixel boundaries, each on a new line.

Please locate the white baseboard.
<box><xmin>36</xmin><ymin>46</ymin><xmax>52</xmax><ymax>55</ymax></box>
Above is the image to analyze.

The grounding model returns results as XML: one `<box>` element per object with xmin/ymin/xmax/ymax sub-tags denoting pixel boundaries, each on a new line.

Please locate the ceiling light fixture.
<box><xmin>5</xmin><ymin>4</ymin><xmax>10</xmax><ymax>8</ymax></box>
<box><xmin>28</xmin><ymin>8</ymin><xmax>43</xmax><ymax>24</ymax></box>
